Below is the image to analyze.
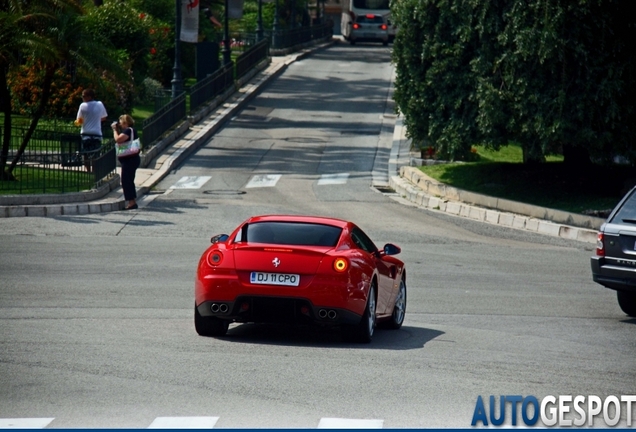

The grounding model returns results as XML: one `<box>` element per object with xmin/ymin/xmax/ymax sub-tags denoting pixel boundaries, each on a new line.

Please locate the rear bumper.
<box><xmin>350</xmin><ymin>32</ymin><xmax>388</xmax><ymax>42</ymax></box>
<box><xmin>591</xmin><ymin>256</ymin><xmax>636</xmax><ymax>293</ymax></box>
<box><xmin>196</xmin><ymin>297</ymin><xmax>362</xmax><ymax>326</ymax></box>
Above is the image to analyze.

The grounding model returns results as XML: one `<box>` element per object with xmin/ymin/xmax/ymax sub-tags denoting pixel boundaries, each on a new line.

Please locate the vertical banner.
<box><xmin>180</xmin><ymin>0</ymin><xmax>200</xmax><ymax>43</ymax></box>
<box><xmin>228</xmin><ymin>0</ymin><xmax>244</xmax><ymax>19</ymax></box>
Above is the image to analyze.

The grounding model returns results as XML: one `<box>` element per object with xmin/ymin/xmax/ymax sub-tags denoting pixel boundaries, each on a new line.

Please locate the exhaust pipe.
<box><xmin>327</xmin><ymin>310</ymin><xmax>337</xmax><ymax>320</ymax></box>
<box><xmin>318</xmin><ymin>309</ymin><xmax>328</xmax><ymax>319</ymax></box>
<box><xmin>219</xmin><ymin>303</ymin><xmax>229</xmax><ymax>313</ymax></box>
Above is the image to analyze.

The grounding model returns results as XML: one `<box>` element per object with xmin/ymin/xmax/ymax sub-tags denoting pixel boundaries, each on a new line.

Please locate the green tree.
<box><xmin>392</xmin><ymin>0</ymin><xmax>481</xmax><ymax>161</ymax></box>
<box><xmin>392</xmin><ymin>0</ymin><xmax>636</xmax><ymax>165</ymax></box>
<box><xmin>481</xmin><ymin>0</ymin><xmax>636</xmax><ymax>164</ymax></box>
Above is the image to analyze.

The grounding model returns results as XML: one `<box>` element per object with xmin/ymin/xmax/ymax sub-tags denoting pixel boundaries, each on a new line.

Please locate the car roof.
<box><xmin>245</xmin><ymin>215</ymin><xmax>350</xmax><ymax>228</ymax></box>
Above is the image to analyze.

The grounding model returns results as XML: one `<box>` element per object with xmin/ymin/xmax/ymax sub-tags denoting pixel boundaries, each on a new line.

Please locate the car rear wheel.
<box><xmin>617</xmin><ymin>291</ymin><xmax>636</xmax><ymax>317</ymax></box>
<box><xmin>194</xmin><ymin>306</ymin><xmax>229</xmax><ymax>336</ymax></box>
<box><xmin>385</xmin><ymin>278</ymin><xmax>406</xmax><ymax>329</ymax></box>
<box><xmin>345</xmin><ymin>283</ymin><xmax>376</xmax><ymax>343</ymax></box>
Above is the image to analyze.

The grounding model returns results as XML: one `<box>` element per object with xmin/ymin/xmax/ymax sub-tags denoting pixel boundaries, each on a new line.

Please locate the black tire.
<box><xmin>385</xmin><ymin>278</ymin><xmax>406</xmax><ymax>330</ymax></box>
<box><xmin>382</xmin><ymin>40</ymin><xmax>388</xmax><ymax>46</ymax></box>
<box><xmin>344</xmin><ymin>283</ymin><xmax>377</xmax><ymax>343</ymax></box>
<box><xmin>350</xmin><ymin>39</ymin><xmax>356</xmax><ymax>45</ymax></box>
<box><xmin>617</xmin><ymin>291</ymin><xmax>636</xmax><ymax>317</ymax></box>
<box><xmin>194</xmin><ymin>306</ymin><xmax>229</xmax><ymax>336</ymax></box>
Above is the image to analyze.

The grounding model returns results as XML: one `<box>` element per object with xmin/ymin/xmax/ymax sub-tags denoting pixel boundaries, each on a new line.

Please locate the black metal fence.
<box><xmin>141</xmin><ymin>92</ymin><xmax>186</xmax><ymax>146</ymax></box>
<box><xmin>267</xmin><ymin>23</ymin><xmax>333</xmax><ymax>49</ymax></box>
<box><xmin>0</xmin><ymin>127</ymin><xmax>117</xmax><ymax>194</ymax></box>
<box><xmin>235</xmin><ymin>39</ymin><xmax>269</xmax><ymax>81</ymax></box>
<box><xmin>190</xmin><ymin>63</ymin><xmax>235</xmax><ymax>113</ymax></box>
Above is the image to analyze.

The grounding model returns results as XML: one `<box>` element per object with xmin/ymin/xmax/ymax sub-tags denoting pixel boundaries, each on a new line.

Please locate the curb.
<box><xmin>389</xmin><ymin>169</ymin><xmax>599</xmax><ymax>244</ymax></box>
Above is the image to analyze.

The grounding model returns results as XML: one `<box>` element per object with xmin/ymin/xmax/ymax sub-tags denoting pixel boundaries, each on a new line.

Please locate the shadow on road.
<box><xmin>218</xmin><ymin>322</ymin><xmax>444</xmax><ymax>350</ymax></box>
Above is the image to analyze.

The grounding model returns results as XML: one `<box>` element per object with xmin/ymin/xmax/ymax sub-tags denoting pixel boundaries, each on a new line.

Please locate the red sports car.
<box><xmin>194</xmin><ymin>215</ymin><xmax>407</xmax><ymax>342</ymax></box>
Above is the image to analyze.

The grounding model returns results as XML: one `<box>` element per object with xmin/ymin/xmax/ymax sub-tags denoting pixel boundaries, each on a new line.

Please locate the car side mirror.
<box><xmin>211</xmin><ymin>234</ymin><xmax>229</xmax><ymax>244</ymax></box>
<box><xmin>382</xmin><ymin>243</ymin><xmax>401</xmax><ymax>256</ymax></box>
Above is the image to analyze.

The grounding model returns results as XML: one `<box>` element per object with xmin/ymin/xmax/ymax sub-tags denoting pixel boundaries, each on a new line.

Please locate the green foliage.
<box><xmin>128</xmin><ymin>0</ymin><xmax>175</xmax><ymax>23</ymax></box>
<box><xmin>392</xmin><ymin>0</ymin><xmax>636</xmax><ymax>165</ymax></box>
<box><xmin>392</xmin><ymin>0</ymin><xmax>481</xmax><ymax>161</ymax></box>
<box><xmin>83</xmin><ymin>0</ymin><xmax>152</xmax><ymax>87</ymax></box>
<box><xmin>7</xmin><ymin>61</ymin><xmax>83</xmax><ymax>119</ymax></box>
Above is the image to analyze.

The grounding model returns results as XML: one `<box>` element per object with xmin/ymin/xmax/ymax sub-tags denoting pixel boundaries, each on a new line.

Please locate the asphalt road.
<box><xmin>1</xmin><ymin>43</ymin><xmax>634</xmax><ymax>429</ymax></box>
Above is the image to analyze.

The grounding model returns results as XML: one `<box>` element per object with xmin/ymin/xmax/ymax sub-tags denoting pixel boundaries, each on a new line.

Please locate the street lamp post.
<box><xmin>256</xmin><ymin>0</ymin><xmax>264</xmax><ymax>41</ymax></box>
<box><xmin>222</xmin><ymin>0</ymin><xmax>232</xmax><ymax>66</ymax></box>
<box><xmin>171</xmin><ymin>0</ymin><xmax>183</xmax><ymax>98</ymax></box>
<box><xmin>272</xmin><ymin>0</ymin><xmax>280</xmax><ymax>48</ymax></box>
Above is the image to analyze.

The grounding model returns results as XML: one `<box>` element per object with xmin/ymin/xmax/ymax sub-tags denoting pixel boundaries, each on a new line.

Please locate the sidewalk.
<box><xmin>0</xmin><ymin>40</ymin><xmax>604</xmax><ymax>244</ymax></box>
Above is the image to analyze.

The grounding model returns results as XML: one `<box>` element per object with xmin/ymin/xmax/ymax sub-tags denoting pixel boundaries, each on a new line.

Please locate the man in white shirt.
<box><xmin>75</xmin><ymin>88</ymin><xmax>108</xmax><ymax>172</ymax></box>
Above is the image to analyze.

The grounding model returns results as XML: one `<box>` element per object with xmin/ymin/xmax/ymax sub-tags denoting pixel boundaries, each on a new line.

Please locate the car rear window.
<box><xmin>244</xmin><ymin>222</ymin><xmax>342</xmax><ymax>247</ymax></box>
<box><xmin>610</xmin><ymin>189</ymin><xmax>636</xmax><ymax>223</ymax></box>
<box><xmin>356</xmin><ymin>15</ymin><xmax>384</xmax><ymax>24</ymax></box>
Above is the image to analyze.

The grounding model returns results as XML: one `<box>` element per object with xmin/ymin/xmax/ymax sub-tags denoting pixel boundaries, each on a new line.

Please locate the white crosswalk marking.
<box><xmin>169</xmin><ymin>176</ymin><xmax>212</xmax><ymax>189</ymax></box>
<box><xmin>245</xmin><ymin>174</ymin><xmax>282</xmax><ymax>188</ymax></box>
<box><xmin>317</xmin><ymin>418</ymin><xmax>384</xmax><ymax>428</ymax></box>
<box><xmin>0</xmin><ymin>416</ymin><xmax>386</xmax><ymax>429</ymax></box>
<box><xmin>317</xmin><ymin>173</ymin><xmax>350</xmax><ymax>185</ymax></box>
<box><xmin>0</xmin><ymin>418</ymin><xmax>55</xmax><ymax>429</ymax></box>
<box><xmin>147</xmin><ymin>416</ymin><xmax>219</xmax><ymax>429</ymax></box>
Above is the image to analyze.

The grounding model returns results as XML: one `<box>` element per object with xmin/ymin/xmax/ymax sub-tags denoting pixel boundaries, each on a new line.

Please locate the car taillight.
<box><xmin>380</xmin><ymin>24</ymin><xmax>387</xmax><ymax>30</ymax></box>
<box><xmin>207</xmin><ymin>250</ymin><xmax>224</xmax><ymax>266</ymax></box>
<box><xmin>333</xmin><ymin>257</ymin><xmax>348</xmax><ymax>272</ymax></box>
<box><xmin>366</xmin><ymin>14</ymin><xmax>375</xmax><ymax>18</ymax></box>
<box><xmin>596</xmin><ymin>233</ymin><xmax>605</xmax><ymax>256</ymax></box>
<box><xmin>353</xmin><ymin>23</ymin><xmax>360</xmax><ymax>29</ymax></box>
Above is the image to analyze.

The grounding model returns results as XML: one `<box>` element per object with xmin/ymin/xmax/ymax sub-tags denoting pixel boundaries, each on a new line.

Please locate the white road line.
<box><xmin>245</xmin><ymin>174</ymin><xmax>282</xmax><ymax>188</ymax></box>
<box><xmin>317</xmin><ymin>418</ymin><xmax>384</xmax><ymax>429</ymax></box>
<box><xmin>169</xmin><ymin>176</ymin><xmax>212</xmax><ymax>189</ymax></box>
<box><xmin>317</xmin><ymin>173</ymin><xmax>350</xmax><ymax>185</ymax></box>
<box><xmin>0</xmin><ymin>418</ymin><xmax>55</xmax><ymax>429</ymax></box>
<box><xmin>147</xmin><ymin>416</ymin><xmax>220</xmax><ymax>429</ymax></box>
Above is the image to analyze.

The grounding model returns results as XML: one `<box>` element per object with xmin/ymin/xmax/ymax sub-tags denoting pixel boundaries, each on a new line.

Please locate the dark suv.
<box><xmin>590</xmin><ymin>186</ymin><xmax>636</xmax><ymax>316</ymax></box>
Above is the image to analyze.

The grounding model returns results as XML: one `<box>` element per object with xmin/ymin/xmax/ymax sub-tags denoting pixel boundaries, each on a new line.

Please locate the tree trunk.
<box><xmin>522</xmin><ymin>141</ymin><xmax>545</xmax><ymax>165</ymax></box>
<box><xmin>6</xmin><ymin>64</ymin><xmax>56</xmax><ymax>176</ymax></box>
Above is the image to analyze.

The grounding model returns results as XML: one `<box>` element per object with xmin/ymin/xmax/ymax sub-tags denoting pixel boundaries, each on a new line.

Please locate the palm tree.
<box><xmin>0</xmin><ymin>0</ymin><xmax>127</xmax><ymax>180</ymax></box>
<box><xmin>0</xmin><ymin>0</ymin><xmax>61</xmax><ymax>180</ymax></box>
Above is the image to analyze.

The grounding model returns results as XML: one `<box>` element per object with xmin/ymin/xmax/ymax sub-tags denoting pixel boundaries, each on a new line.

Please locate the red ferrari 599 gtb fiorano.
<box><xmin>194</xmin><ymin>215</ymin><xmax>407</xmax><ymax>343</ymax></box>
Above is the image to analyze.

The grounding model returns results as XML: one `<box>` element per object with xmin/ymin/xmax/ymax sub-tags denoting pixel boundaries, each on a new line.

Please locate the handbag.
<box><xmin>115</xmin><ymin>127</ymin><xmax>141</xmax><ymax>158</ymax></box>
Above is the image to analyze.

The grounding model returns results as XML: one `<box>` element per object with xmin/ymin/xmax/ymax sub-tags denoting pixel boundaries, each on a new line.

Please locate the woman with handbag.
<box><xmin>112</xmin><ymin>114</ymin><xmax>141</xmax><ymax>210</ymax></box>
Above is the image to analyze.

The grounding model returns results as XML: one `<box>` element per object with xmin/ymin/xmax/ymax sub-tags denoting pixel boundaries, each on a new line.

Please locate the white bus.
<box><xmin>340</xmin><ymin>0</ymin><xmax>395</xmax><ymax>42</ymax></box>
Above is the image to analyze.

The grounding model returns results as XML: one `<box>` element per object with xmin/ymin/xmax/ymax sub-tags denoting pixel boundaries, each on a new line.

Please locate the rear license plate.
<box><xmin>364</xmin><ymin>33</ymin><xmax>375</xmax><ymax>38</ymax></box>
<box><xmin>250</xmin><ymin>272</ymin><xmax>300</xmax><ymax>286</ymax></box>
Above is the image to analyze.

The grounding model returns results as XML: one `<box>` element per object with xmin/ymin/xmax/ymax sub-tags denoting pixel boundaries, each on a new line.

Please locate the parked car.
<box><xmin>195</xmin><ymin>215</ymin><xmax>407</xmax><ymax>342</ymax></box>
<box><xmin>590</xmin><ymin>186</ymin><xmax>636</xmax><ymax>316</ymax></box>
<box><xmin>349</xmin><ymin>13</ymin><xmax>389</xmax><ymax>46</ymax></box>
